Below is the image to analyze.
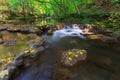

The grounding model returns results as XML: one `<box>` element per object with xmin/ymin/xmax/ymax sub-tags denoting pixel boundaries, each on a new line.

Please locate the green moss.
<box><xmin>0</xmin><ymin>41</ymin><xmax>26</xmax><ymax>58</ymax></box>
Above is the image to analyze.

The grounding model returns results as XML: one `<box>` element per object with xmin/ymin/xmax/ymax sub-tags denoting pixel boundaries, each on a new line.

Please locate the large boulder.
<box><xmin>0</xmin><ymin>38</ymin><xmax>46</xmax><ymax>80</ymax></box>
<box><xmin>61</xmin><ymin>49</ymin><xmax>87</xmax><ymax>66</ymax></box>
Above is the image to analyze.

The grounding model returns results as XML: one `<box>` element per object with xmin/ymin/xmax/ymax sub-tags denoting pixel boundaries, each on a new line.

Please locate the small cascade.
<box><xmin>52</xmin><ymin>25</ymin><xmax>85</xmax><ymax>40</ymax></box>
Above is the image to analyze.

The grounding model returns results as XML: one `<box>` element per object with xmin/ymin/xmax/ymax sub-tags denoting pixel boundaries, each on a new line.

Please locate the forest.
<box><xmin>0</xmin><ymin>0</ymin><xmax>120</xmax><ymax>80</ymax></box>
<box><xmin>0</xmin><ymin>0</ymin><xmax>120</xmax><ymax>31</ymax></box>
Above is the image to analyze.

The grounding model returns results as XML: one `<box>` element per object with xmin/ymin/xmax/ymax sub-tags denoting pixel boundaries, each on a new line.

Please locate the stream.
<box><xmin>0</xmin><ymin>20</ymin><xmax>120</xmax><ymax>80</ymax></box>
<box><xmin>14</xmin><ymin>26</ymin><xmax>120</xmax><ymax>80</ymax></box>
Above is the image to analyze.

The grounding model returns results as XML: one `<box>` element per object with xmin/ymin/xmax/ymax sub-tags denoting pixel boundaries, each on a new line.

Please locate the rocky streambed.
<box><xmin>0</xmin><ymin>23</ymin><xmax>120</xmax><ymax>80</ymax></box>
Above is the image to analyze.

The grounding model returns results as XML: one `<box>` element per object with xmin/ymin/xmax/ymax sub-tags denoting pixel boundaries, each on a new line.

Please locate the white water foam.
<box><xmin>52</xmin><ymin>25</ymin><xmax>85</xmax><ymax>39</ymax></box>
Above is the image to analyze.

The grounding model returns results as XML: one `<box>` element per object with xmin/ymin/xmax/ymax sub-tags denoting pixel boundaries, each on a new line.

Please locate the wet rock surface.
<box><xmin>61</xmin><ymin>49</ymin><xmax>87</xmax><ymax>66</ymax></box>
<box><xmin>0</xmin><ymin>27</ymin><xmax>7</xmax><ymax>31</ymax></box>
<box><xmin>13</xmin><ymin>44</ymin><xmax>56</xmax><ymax>80</ymax></box>
<box><xmin>47</xmin><ymin>30</ymin><xmax>53</xmax><ymax>35</ymax></box>
<box><xmin>100</xmin><ymin>36</ymin><xmax>117</xmax><ymax>43</ymax></box>
<box><xmin>0</xmin><ymin>38</ymin><xmax>46</xmax><ymax>80</ymax></box>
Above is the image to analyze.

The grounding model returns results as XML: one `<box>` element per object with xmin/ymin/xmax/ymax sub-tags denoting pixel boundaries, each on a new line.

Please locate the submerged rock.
<box><xmin>92</xmin><ymin>56</ymin><xmax>118</xmax><ymax>72</ymax></box>
<box><xmin>61</xmin><ymin>49</ymin><xmax>87</xmax><ymax>66</ymax></box>
<box><xmin>94</xmin><ymin>56</ymin><xmax>112</xmax><ymax>67</ymax></box>
<box><xmin>100</xmin><ymin>36</ymin><xmax>117</xmax><ymax>43</ymax></box>
<box><xmin>110</xmin><ymin>73</ymin><xmax>120</xmax><ymax>80</ymax></box>
<box><xmin>53</xmin><ymin>67</ymin><xmax>70</xmax><ymax>80</ymax></box>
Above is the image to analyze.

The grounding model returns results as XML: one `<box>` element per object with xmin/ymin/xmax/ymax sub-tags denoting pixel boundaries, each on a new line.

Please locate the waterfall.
<box><xmin>52</xmin><ymin>25</ymin><xmax>85</xmax><ymax>39</ymax></box>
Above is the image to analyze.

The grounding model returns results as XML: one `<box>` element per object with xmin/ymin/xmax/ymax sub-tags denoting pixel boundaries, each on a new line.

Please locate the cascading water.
<box><xmin>14</xmin><ymin>24</ymin><xmax>120</xmax><ymax>80</ymax></box>
<box><xmin>52</xmin><ymin>25</ymin><xmax>86</xmax><ymax>40</ymax></box>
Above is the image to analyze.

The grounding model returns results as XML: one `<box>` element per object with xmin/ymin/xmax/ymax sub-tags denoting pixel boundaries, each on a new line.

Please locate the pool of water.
<box><xmin>42</xmin><ymin>34</ymin><xmax>120</xmax><ymax>80</ymax></box>
<box><xmin>0</xmin><ymin>20</ymin><xmax>120</xmax><ymax>80</ymax></box>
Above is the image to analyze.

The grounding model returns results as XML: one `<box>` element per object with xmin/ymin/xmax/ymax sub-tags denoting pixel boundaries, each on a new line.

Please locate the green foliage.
<box><xmin>94</xmin><ymin>12</ymin><xmax>120</xmax><ymax>32</ymax></box>
<box><xmin>82</xmin><ymin>18</ymin><xmax>91</xmax><ymax>24</ymax></box>
<box><xmin>0</xmin><ymin>0</ymin><xmax>119</xmax><ymax>31</ymax></box>
<box><xmin>107</xmin><ymin>12</ymin><xmax>120</xmax><ymax>30</ymax></box>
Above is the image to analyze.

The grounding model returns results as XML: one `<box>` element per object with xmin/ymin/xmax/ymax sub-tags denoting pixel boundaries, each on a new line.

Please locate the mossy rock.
<box><xmin>61</xmin><ymin>49</ymin><xmax>87</xmax><ymax>66</ymax></box>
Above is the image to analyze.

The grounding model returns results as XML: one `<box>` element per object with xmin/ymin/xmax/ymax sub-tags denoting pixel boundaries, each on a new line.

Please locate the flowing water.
<box><xmin>0</xmin><ymin>19</ymin><xmax>120</xmax><ymax>80</ymax></box>
<box><xmin>52</xmin><ymin>26</ymin><xmax>85</xmax><ymax>40</ymax></box>
<box><xmin>14</xmin><ymin>26</ymin><xmax>120</xmax><ymax>80</ymax></box>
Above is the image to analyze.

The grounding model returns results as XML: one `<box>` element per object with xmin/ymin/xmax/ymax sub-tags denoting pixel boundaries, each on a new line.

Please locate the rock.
<box><xmin>14</xmin><ymin>59</ymin><xmax>23</xmax><ymax>66</ymax></box>
<box><xmin>14</xmin><ymin>53</ymin><xmax>25</xmax><ymax>60</ymax></box>
<box><xmin>0</xmin><ymin>39</ymin><xmax>3</xmax><ymax>44</ymax></box>
<box><xmin>0</xmin><ymin>58</ymin><xmax>13</xmax><ymax>66</ymax></box>
<box><xmin>5</xmin><ymin>38</ymin><xmax>46</xmax><ymax>80</ymax></box>
<box><xmin>3</xmin><ymin>40</ymin><xmax>16</xmax><ymax>45</ymax></box>
<box><xmin>36</xmin><ymin>46</ymin><xmax>45</xmax><ymax>53</ymax></box>
<box><xmin>30</xmin><ymin>46</ymin><xmax>45</xmax><ymax>58</ymax></box>
<box><xmin>7</xmin><ymin>63</ymin><xmax>16</xmax><ymax>71</ymax></box>
<box><xmin>37</xmin><ymin>25</ymin><xmax>50</xmax><ymax>34</ymax></box>
<box><xmin>93</xmin><ymin>56</ymin><xmax>116</xmax><ymax>71</ymax></box>
<box><xmin>0</xmin><ymin>69</ymin><xmax>8</xmax><ymax>78</ymax></box>
<box><xmin>0</xmin><ymin>27</ymin><xmax>7</xmax><ymax>31</ymax></box>
<box><xmin>7</xmin><ymin>27</ymin><xmax>20</xmax><ymax>32</ymax></box>
<box><xmin>112</xmin><ymin>45</ymin><xmax>120</xmax><ymax>52</ymax></box>
<box><xmin>90</xmin><ymin>25</ymin><xmax>107</xmax><ymax>33</ymax></box>
<box><xmin>82</xmin><ymin>28</ymin><xmax>94</xmax><ymax>35</ymax></box>
<box><xmin>0</xmin><ymin>62</ymin><xmax>2</xmax><ymax>65</ymax></box>
<box><xmin>110</xmin><ymin>73</ymin><xmax>120</xmax><ymax>80</ymax></box>
<box><xmin>19</xmin><ymin>26</ymin><xmax>29</xmax><ymax>32</ymax></box>
<box><xmin>26</xmin><ymin>38</ymin><xmax>46</xmax><ymax>48</ymax></box>
<box><xmin>47</xmin><ymin>29</ymin><xmax>53</xmax><ymax>35</ymax></box>
<box><xmin>61</xmin><ymin>49</ymin><xmax>87</xmax><ymax>66</ymax></box>
<box><xmin>53</xmin><ymin>67</ymin><xmax>70</xmax><ymax>80</ymax></box>
<box><xmin>29</xmin><ymin>27</ymin><xmax>40</xmax><ymax>33</ymax></box>
<box><xmin>100</xmin><ymin>36</ymin><xmax>117</xmax><ymax>43</ymax></box>
<box><xmin>86</xmin><ymin>34</ymin><xmax>104</xmax><ymax>40</ymax></box>
<box><xmin>94</xmin><ymin>56</ymin><xmax>112</xmax><ymax>66</ymax></box>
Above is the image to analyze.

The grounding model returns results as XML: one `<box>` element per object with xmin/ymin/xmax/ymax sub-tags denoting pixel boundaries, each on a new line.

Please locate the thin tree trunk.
<box><xmin>72</xmin><ymin>0</ymin><xmax>80</xmax><ymax>14</ymax></box>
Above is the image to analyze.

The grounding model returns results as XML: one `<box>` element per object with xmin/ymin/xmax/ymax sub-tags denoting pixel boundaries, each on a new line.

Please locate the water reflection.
<box><xmin>43</xmin><ymin>35</ymin><xmax>120</xmax><ymax>80</ymax></box>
